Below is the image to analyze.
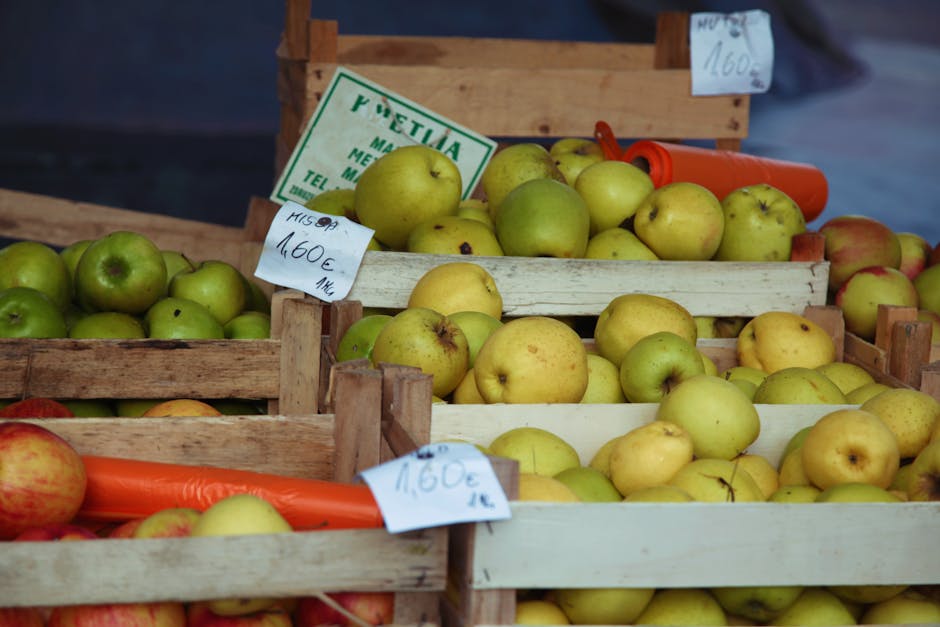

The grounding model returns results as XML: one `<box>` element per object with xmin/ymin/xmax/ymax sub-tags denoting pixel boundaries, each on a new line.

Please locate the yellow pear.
<box><xmin>488</xmin><ymin>427</ymin><xmax>581</xmax><ymax>477</ymax></box>
<box><xmin>515</xmin><ymin>599</ymin><xmax>570</xmax><ymax>625</ymax></box>
<box><xmin>608</xmin><ymin>420</ymin><xmax>694</xmax><ymax>497</ymax></box>
<box><xmin>593</xmin><ymin>293</ymin><xmax>697</xmax><ymax>367</ymax></box>
<box><xmin>860</xmin><ymin>388</ymin><xmax>940</xmax><ymax>458</ymax></box>
<box><xmin>517</xmin><ymin>473</ymin><xmax>580</xmax><ymax>502</ymax></box>
<box><xmin>407</xmin><ymin>261</ymin><xmax>503</xmax><ymax>318</ymax></box>
<box><xmin>814</xmin><ymin>361</ymin><xmax>875</xmax><ymax>395</ymax></box>
<box><xmin>553</xmin><ymin>587</ymin><xmax>654</xmax><ymax>624</ymax></box>
<box><xmin>737</xmin><ymin>311</ymin><xmax>836</xmax><ymax>373</ymax></box>
<box><xmin>580</xmin><ymin>353</ymin><xmax>627</xmax><ymax>404</ymax></box>
<box><xmin>634</xmin><ymin>588</ymin><xmax>727</xmax><ymax>626</ymax></box>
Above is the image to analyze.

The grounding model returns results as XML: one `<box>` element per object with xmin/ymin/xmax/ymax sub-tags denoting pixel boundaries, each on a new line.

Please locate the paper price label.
<box><xmin>689</xmin><ymin>10</ymin><xmax>774</xmax><ymax>96</ymax></box>
<box><xmin>359</xmin><ymin>442</ymin><xmax>511</xmax><ymax>534</ymax></box>
<box><xmin>253</xmin><ymin>201</ymin><xmax>373</xmax><ymax>302</ymax></box>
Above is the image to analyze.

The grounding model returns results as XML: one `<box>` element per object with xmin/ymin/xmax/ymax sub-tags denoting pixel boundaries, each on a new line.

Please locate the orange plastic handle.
<box><xmin>594</xmin><ymin>120</ymin><xmax>623</xmax><ymax>160</ymax></box>
<box><xmin>78</xmin><ymin>455</ymin><xmax>384</xmax><ymax>531</ymax></box>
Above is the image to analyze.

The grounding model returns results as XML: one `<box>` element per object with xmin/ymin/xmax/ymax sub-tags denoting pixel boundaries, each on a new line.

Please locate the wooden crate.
<box><xmin>275</xmin><ymin>1</ymin><xmax>749</xmax><ymax>178</ymax></box>
<box><xmin>0</xmin><ymin>292</ymin><xmax>446</xmax><ymax>624</ymax></box>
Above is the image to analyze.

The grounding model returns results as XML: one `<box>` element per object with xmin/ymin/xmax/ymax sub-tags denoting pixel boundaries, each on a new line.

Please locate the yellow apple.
<box><xmin>141</xmin><ymin>399</ymin><xmax>222</xmax><ymax>417</ymax></box>
<box><xmin>814</xmin><ymin>361</ymin><xmax>875</xmax><ymax>395</ymax></box>
<box><xmin>574</xmin><ymin>159</ymin><xmax>654</xmax><ymax>235</ymax></box>
<box><xmin>890</xmin><ymin>462</ymin><xmax>915</xmax><ymax>492</ymax></box>
<box><xmin>907</xmin><ymin>437</ymin><xmax>940</xmax><ymax>501</ymax></box>
<box><xmin>488</xmin><ymin>426</ymin><xmax>580</xmax><ymax>477</ymax></box>
<box><xmin>515</xmin><ymin>599</ymin><xmax>571</xmax><ymax>625</ymax></box>
<box><xmin>623</xmin><ymin>485</ymin><xmax>695</xmax><ymax>502</ymax></box>
<box><xmin>845</xmin><ymin>381</ymin><xmax>892</xmax><ymax>404</ymax></box>
<box><xmin>593</xmin><ymin>293</ymin><xmax>697</xmax><ymax>367</ymax></box>
<box><xmin>406</xmin><ymin>215</ymin><xmax>504</xmax><ymax>256</ymax></box>
<box><xmin>495</xmin><ymin>178</ymin><xmax>591</xmax><ymax>258</ymax></box>
<box><xmin>190</xmin><ymin>493</ymin><xmax>292</xmax><ymax>616</ymax></box>
<box><xmin>448</xmin><ymin>310</ymin><xmax>503</xmax><ymax>368</ymax></box>
<box><xmin>580</xmin><ymin>353</ymin><xmax>627</xmax><ymax>404</ymax></box>
<box><xmin>714</xmin><ymin>183</ymin><xmax>807</xmax><ymax>262</ymax></box>
<box><xmin>711</xmin><ymin>585</ymin><xmax>803</xmax><ymax>623</ymax></box>
<box><xmin>474</xmin><ymin>316</ymin><xmax>588</xmax><ymax>403</ymax></box>
<box><xmin>517</xmin><ymin>473</ymin><xmax>580</xmax><ymax>502</ymax></box>
<box><xmin>456</xmin><ymin>198</ymin><xmax>494</xmax><ymax>229</ymax></box>
<box><xmin>860</xmin><ymin>388</ymin><xmax>940</xmax><ymax>458</ymax></box>
<box><xmin>835</xmin><ymin>266</ymin><xmax>919</xmax><ymax>340</ymax></box>
<box><xmin>656</xmin><ymin>374</ymin><xmax>761</xmax><ymax>460</ymax></box>
<box><xmin>633</xmin><ymin>182</ymin><xmax>725</xmax><ymax>261</ymax></box>
<box><xmin>354</xmin><ymin>144</ymin><xmax>462</xmax><ymax>250</ymax></box>
<box><xmin>737</xmin><ymin>311</ymin><xmax>836</xmax><ymax>373</ymax></box>
<box><xmin>861</xmin><ymin>589</ymin><xmax>940</xmax><ymax>624</ymax></box>
<box><xmin>553</xmin><ymin>587</ymin><xmax>654</xmax><ymax>624</ymax></box>
<box><xmin>733</xmin><ymin>453</ymin><xmax>779</xmax><ymax>499</ymax></box>
<box><xmin>588</xmin><ymin>435</ymin><xmax>623</xmax><ymax>478</ymax></box>
<box><xmin>801</xmin><ymin>408</ymin><xmax>901</xmax><ymax>490</ymax></box>
<box><xmin>752</xmin><ymin>367</ymin><xmax>848</xmax><ymax>404</ymax></box>
<box><xmin>481</xmin><ymin>142</ymin><xmax>566</xmax><ymax>216</ymax></box>
<box><xmin>607</xmin><ymin>420</ymin><xmax>694</xmax><ymax>497</ymax></box>
<box><xmin>814</xmin><ymin>481</ymin><xmax>902</xmax><ymax>502</ymax></box>
<box><xmin>407</xmin><ymin>261</ymin><xmax>503</xmax><ymax>318</ymax></box>
<box><xmin>634</xmin><ymin>588</ymin><xmax>727</xmax><ymax>626</ymax></box>
<box><xmin>553</xmin><ymin>466</ymin><xmax>622</xmax><ymax>502</ymax></box>
<box><xmin>769</xmin><ymin>587</ymin><xmax>856</xmax><ymax>626</ymax></box>
<box><xmin>721</xmin><ymin>365</ymin><xmax>768</xmax><ymax>387</ymax></box>
<box><xmin>451</xmin><ymin>368</ymin><xmax>486</xmax><ymax>404</ymax></box>
<box><xmin>767</xmin><ymin>484</ymin><xmax>821</xmax><ymax>502</ymax></box>
<box><xmin>549</xmin><ymin>137</ymin><xmax>605</xmax><ymax>186</ymax></box>
<box><xmin>777</xmin><ymin>447</ymin><xmax>812</xmax><ymax>487</ymax></box>
<box><xmin>828</xmin><ymin>583</ymin><xmax>908</xmax><ymax>604</ymax></box>
<box><xmin>668</xmin><ymin>458</ymin><xmax>764</xmax><ymax>502</ymax></box>
<box><xmin>584</xmin><ymin>226</ymin><xmax>658</xmax><ymax>261</ymax></box>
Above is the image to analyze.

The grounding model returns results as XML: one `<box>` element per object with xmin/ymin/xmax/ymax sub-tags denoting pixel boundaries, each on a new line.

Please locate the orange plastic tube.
<box><xmin>78</xmin><ymin>456</ymin><xmax>384</xmax><ymax>531</ymax></box>
<box><xmin>622</xmin><ymin>140</ymin><xmax>828</xmax><ymax>223</ymax></box>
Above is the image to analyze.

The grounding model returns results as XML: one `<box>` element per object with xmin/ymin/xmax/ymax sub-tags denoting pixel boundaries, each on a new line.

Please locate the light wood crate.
<box><xmin>275</xmin><ymin>1</ymin><xmax>749</xmax><ymax>178</ymax></box>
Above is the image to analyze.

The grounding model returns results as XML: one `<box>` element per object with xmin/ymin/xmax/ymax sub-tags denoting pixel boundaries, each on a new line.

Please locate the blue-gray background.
<box><xmin>1</xmin><ymin>1</ymin><xmax>937</xmax><ymax>245</ymax></box>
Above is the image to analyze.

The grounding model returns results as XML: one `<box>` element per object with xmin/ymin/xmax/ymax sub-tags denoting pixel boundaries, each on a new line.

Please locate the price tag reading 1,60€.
<box><xmin>689</xmin><ymin>10</ymin><xmax>774</xmax><ymax>96</ymax></box>
<box><xmin>253</xmin><ymin>201</ymin><xmax>374</xmax><ymax>302</ymax></box>
<box><xmin>359</xmin><ymin>442</ymin><xmax>511</xmax><ymax>534</ymax></box>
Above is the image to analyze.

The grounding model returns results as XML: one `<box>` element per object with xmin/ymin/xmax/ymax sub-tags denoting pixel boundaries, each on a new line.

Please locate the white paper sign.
<box><xmin>271</xmin><ymin>66</ymin><xmax>497</xmax><ymax>206</ymax></box>
<box><xmin>253</xmin><ymin>201</ymin><xmax>373</xmax><ymax>302</ymax></box>
<box><xmin>689</xmin><ymin>10</ymin><xmax>774</xmax><ymax>96</ymax></box>
<box><xmin>359</xmin><ymin>442</ymin><xmax>511</xmax><ymax>534</ymax></box>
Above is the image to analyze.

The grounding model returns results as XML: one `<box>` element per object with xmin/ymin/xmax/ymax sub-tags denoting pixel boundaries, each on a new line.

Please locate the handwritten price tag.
<box><xmin>253</xmin><ymin>201</ymin><xmax>373</xmax><ymax>302</ymax></box>
<box><xmin>359</xmin><ymin>442</ymin><xmax>511</xmax><ymax>534</ymax></box>
<box><xmin>689</xmin><ymin>10</ymin><xmax>774</xmax><ymax>96</ymax></box>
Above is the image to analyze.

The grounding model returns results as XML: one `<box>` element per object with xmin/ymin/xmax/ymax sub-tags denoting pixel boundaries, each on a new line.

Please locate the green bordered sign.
<box><xmin>271</xmin><ymin>67</ymin><xmax>497</xmax><ymax>205</ymax></box>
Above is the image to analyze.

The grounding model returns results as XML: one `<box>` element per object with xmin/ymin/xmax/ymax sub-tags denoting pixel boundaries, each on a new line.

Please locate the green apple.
<box><xmin>548</xmin><ymin>137</ymin><xmax>605</xmax><ymax>186</ymax></box>
<box><xmin>447</xmin><ymin>310</ymin><xmax>503</xmax><ymax>368</ymax></box>
<box><xmin>769</xmin><ymin>588</ymin><xmax>856</xmax><ymax>626</ymax></box>
<box><xmin>711</xmin><ymin>585</ymin><xmax>803</xmax><ymax>623</ymax></box>
<box><xmin>0</xmin><ymin>286</ymin><xmax>68</xmax><ymax>338</ymax></box>
<box><xmin>714</xmin><ymin>184</ymin><xmax>807</xmax><ymax>262</ymax></box>
<box><xmin>480</xmin><ymin>142</ymin><xmax>565</xmax><ymax>216</ymax></box>
<box><xmin>633</xmin><ymin>181</ymin><xmax>724</xmax><ymax>260</ymax></box>
<box><xmin>668</xmin><ymin>457</ymin><xmax>764</xmax><ymax>502</ymax></box>
<box><xmin>61</xmin><ymin>399</ymin><xmax>115</xmax><ymax>417</ymax></box>
<box><xmin>170</xmin><ymin>260</ymin><xmax>246</xmax><ymax>325</ymax></box>
<box><xmin>487</xmin><ymin>426</ymin><xmax>580</xmax><ymax>477</ymax></box>
<box><xmin>303</xmin><ymin>187</ymin><xmax>357</xmax><ymax>220</ymax></box>
<box><xmin>370</xmin><ymin>307</ymin><xmax>469</xmax><ymax>398</ymax></box>
<box><xmin>634</xmin><ymin>588</ymin><xmax>727</xmax><ymax>626</ymax></box>
<box><xmin>161</xmin><ymin>250</ymin><xmax>195</xmax><ymax>290</ymax></box>
<box><xmin>657</xmin><ymin>373</ymin><xmax>761</xmax><ymax>460</ymax></box>
<box><xmin>243</xmin><ymin>278</ymin><xmax>271</xmax><ymax>314</ymax></box>
<box><xmin>721</xmin><ymin>365</ymin><xmax>768</xmax><ymax>388</ymax></box>
<box><xmin>0</xmin><ymin>240</ymin><xmax>71</xmax><ymax>310</ymax></box>
<box><xmin>456</xmin><ymin>199</ymin><xmax>494</xmax><ymax>230</ymax></box>
<box><xmin>584</xmin><ymin>227</ymin><xmax>658</xmax><ymax>261</ymax></box>
<box><xmin>814</xmin><ymin>481</ymin><xmax>902</xmax><ymax>502</ymax></box>
<box><xmin>835</xmin><ymin>266</ymin><xmax>919</xmax><ymax>340</ymax></box>
<box><xmin>861</xmin><ymin>589</ymin><xmax>940</xmax><ymax>624</ymax></box>
<box><xmin>573</xmin><ymin>159</ymin><xmax>654</xmax><ymax>235</ymax></box>
<box><xmin>406</xmin><ymin>215</ymin><xmax>504</xmax><ymax>256</ymax></box>
<box><xmin>618</xmin><ymin>331</ymin><xmax>705</xmax><ymax>403</ymax></box>
<box><xmin>145</xmin><ymin>296</ymin><xmax>225</xmax><ymax>339</ymax></box>
<box><xmin>74</xmin><ymin>231</ymin><xmax>167</xmax><ymax>314</ymax></box>
<box><xmin>753</xmin><ymin>367</ymin><xmax>848</xmax><ymax>404</ymax></box>
<box><xmin>767</xmin><ymin>484</ymin><xmax>821</xmax><ymax>502</ymax></box>
<box><xmin>896</xmin><ymin>231</ymin><xmax>932</xmax><ymax>279</ymax></box>
<box><xmin>553</xmin><ymin>586</ymin><xmax>654</xmax><ymax>625</ymax></box>
<box><xmin>552</xmin><ymin>466</ymin><xmax>622</xmax><ymax>502</ymax></box>
<box><xmin>495</xmin><ymin>178</ymin><xmax>590</xmax><ymax>258</ymax></box>
<box><xmin>914</xmin><ymin>263</ymin><xmax>940</xmax><ymax>315</ymax></box>
<box><xmin>354</xmin><ymin>145</ymin><xmax>462</xmax><ymax>250</ymax></box>
<box><xmin>223</xmin><ymin>311</ymin><xmax>271</xmax><ymax>339</ymax></box>
<box><xmin>819</xmin><ymin>214</ymin><xmax>902</xmax><ymax>291</ymax></box>
<box><xmin>59</xmin><ymin>239</ymin><xmax>93</xmax><ymax>299</ymax></box>
<box><xmin>68</xmin><ymin>311</ymin><xmax>147</xmax><ymax>339</ymax></box>
<box><xmin>335</xmin><ymin>314</ymin><xmax>393</xmax><ymax>362</ymax></box>
<box><xmin>581</xmin><ymin>352</ymin><xmax>627</xmax><ymax>404</ymax></box>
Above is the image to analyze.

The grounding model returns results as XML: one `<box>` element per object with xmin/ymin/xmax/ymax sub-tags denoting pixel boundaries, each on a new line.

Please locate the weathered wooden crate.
<box><xmin>0</xmin><ymin>292</ymin><xmax>446</xmax><ymax>623</ymax></box>
<box><xmin>275</xmin><ymin>1</ymin><xmax>749</xmax><ymax>178</ymax></box>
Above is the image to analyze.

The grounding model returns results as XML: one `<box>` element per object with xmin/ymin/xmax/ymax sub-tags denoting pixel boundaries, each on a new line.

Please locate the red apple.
<box><xmin>0</xmin><ymin>607</ymin><xmax>44</xmax><ymax>626</ymax></box>
<box><xmin>897</xmin><ymin>232</ymin><xmax>932</xmax><ymax>280</ymax></box>
<box><xmin>13</xmin><ymin>522</ymin><xmax>98</xmax><ymax>541</ymax></box>
<box><xmin>834</xmin><ymin>266</ymin><xmax>919</xmax><ymax>340</ymax></box>
<box><xmin>106</xmin><ymin>517</ymin><xmax>146</xmax><ymax>538</ymax></box>
<box><xmin>0</xmin><ymin>421</ymin><xmax>87</xmax><ymax>539</ymax></box>
<box><xmin>0</xmin><ymin>397</ymin><xmax>75</xmax><ymax>418</ymax></box>
<box><xmin>132</xmin><ymin>507</ymin><xmax>201</xmax><ymax>539</ymax></box>
<box><xmin>819</xmin><ymin>215</ymin><xmax>902</xmax><ymax>291</ymax></box>
<box><xmin>47</xmin><ymin>602</ymin><xmax>187</xmax><ymax>626</ymax></box>
<box><xmin>187</xmin><ymin>602</ymin><xmax>294</xmax><ymax>626</ymax></box>
<box><xmin>294</xmin><ymin>592</ymin><xmax>394</xmax><ymax>627</ymax></box>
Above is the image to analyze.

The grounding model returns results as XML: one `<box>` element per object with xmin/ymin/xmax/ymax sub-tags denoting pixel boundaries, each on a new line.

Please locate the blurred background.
<box><xmin>1</xmin><ymin>0</ymin><xmax>938</xmax><ymax>244</ymax></box>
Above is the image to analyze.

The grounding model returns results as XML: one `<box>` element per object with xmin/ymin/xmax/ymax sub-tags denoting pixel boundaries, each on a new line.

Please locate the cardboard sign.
<box><xmin>689</xmin><ymin>10</ymin><xmax>774</xmax><ymax>95</ymax></box>
<box><xmin>359</xmin><ymin>442</ymin><xmax>511</xmax><ymax>534</ymax></box>
<box><xmin>253</xmin><ymin>201</ymin><xmax>373</xmax><ymax>302</ymax></box>
<box><xmin>271</xmin><ymin>66</ymin><xmax>497</xmax><ymax>205</ymax></box>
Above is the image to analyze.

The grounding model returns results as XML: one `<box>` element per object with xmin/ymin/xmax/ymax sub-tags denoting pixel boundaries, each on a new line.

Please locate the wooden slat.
<box><xmin>471</xmin><ymin>501</ymin><xmax>940</xmax><ymax>589</ymax></box>
<box><xmin>0</xmin><ymin>526</ymin><xmax>446</xmax><ymax>607</ymax></box>
<box><xmin>0</xmin><ymin>338</ymin><xmax>280</xmax><ymax>400</ymax></box>
<box><xmin>305</xmin><ymin>64</ymin><xmax>748</xmax><ymax>140</ymax></box>
<box><xmin>346</xmin><ymin>252</ymin><xmax>827</xmax><ymax>317</ymax></box>
<box><xmin>15</xmin><ymin>415</ymin><xmax>335</xmax><ymax>479</ymax></box>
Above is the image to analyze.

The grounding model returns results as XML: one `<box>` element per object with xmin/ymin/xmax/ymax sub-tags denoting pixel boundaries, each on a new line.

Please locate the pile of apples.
<box><xmin>0</xmin><ymin>230</ymin><xmax>273</xmax><ymax>342</ymax></box>
<box><xmin>0</xmin><ymin>420</ymin><xmax>394</xmax><ymax>627</ymax></box>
